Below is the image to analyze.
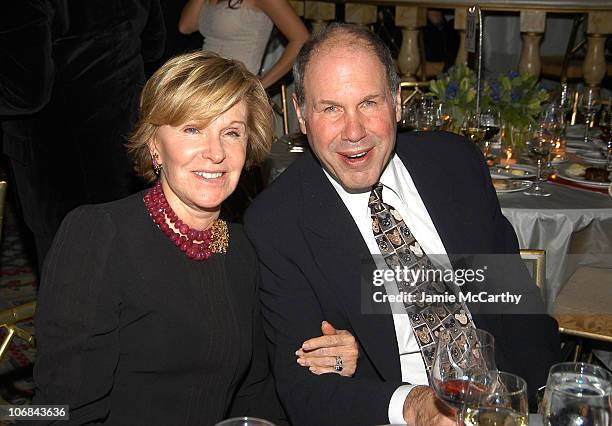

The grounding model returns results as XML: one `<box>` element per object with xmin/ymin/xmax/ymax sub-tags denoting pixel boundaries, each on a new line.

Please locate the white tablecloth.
<box><xmin>499</xmin><ymin>182</ymin><xmax>612</xmax><ymax>312</ymax></box>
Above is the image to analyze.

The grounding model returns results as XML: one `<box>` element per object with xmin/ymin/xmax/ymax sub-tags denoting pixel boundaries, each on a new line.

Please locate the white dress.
<box><xmin>199</xmin><ymin>1</ymin><xmax>274</xmax><ymax>74</ymax></box>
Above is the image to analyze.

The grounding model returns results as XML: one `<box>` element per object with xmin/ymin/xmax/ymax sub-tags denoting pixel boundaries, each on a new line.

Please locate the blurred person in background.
<box><xmin>0</xmin><ymin>0</ymin><xmax>165</xmax><ymax>269</ymax></box>
<box><xmin>178</xmin><ymin>0</ymin><xmax>309</xmax><ymax>89</ymax></box>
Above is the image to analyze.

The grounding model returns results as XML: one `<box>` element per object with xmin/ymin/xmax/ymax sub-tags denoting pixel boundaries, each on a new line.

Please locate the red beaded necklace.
<box><xmin>143</xmin><ymin>180</ymin><xmax>228</xmax><ymax>260</ymax></box>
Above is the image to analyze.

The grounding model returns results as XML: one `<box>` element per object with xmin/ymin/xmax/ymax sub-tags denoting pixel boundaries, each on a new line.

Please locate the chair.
<box><xmin>553</xmin><ymin>266</ymin><xmax>612</xmax><ymax>363</ymax></box>
<box><xmin>0</xmin><ymin>181</ymin><xmax>37</xmax><ymax>367</ymax></box>
<box><xmin>271</xmin><ymin>81</ymin><xmax>291</xmax><ymax>136</ymax></box>
<box><xmin>520</xmin><ymin>249</ymin><xmax>612</xmax><ymax>362</ymax></box>
<box><xmin>400</xmin><ymin>81</ymin><xmax>431</xmax><ymax>106</ymax></box>
<box><xmin>519</xmin><ymin>249</ymin><xmax>546</xmax><ymax>289</ymax></box>
<box><xmin>272</xmin><ymin>79</ymin><xmax>308</xmax><ymax>144</ymax></box>
<box><xmin>0</xmin><ymin>301</ymin><xmax>36</xmax><ymax>363</ymax></box>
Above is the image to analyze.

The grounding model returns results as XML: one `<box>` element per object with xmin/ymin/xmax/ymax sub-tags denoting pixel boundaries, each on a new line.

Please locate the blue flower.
<box><xmin>511</xmin><ymin>87</ymin><xmax>521</xmax><ymax>103</ymax></box>
<box><xmin>489</xmin><ymin>80</ymin><xmax>501</xmax><ymax>103</ymax></box>
<box><xmin>445</xmin><ymin>81</ymin><xmax>458</xmax><ymax>100</ymax></box>
<box><xmin>507</xmin><ymin>70</ymin><xmax>519</xmax><ymax>79</ymax></box>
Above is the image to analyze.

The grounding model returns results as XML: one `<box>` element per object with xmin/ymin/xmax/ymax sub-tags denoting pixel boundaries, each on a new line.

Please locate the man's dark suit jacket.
<box><xmin>244</xmin><ymin>131</ymin><xmax>560</xmax><ymax>426</ymax></box>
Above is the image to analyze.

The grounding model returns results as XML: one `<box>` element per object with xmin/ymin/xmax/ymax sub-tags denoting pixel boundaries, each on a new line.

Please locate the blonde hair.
<box><xmin>128</xmin><ymin>51</ymin><xmax>273</xmax><ymax>183</ymax></box>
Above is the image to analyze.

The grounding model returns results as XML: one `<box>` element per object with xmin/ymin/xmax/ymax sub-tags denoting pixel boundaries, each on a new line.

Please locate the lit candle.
<box><xmin>499</xmin><ymin>149</ymin><xmax>517</xmax><ymax>166</ymax></box>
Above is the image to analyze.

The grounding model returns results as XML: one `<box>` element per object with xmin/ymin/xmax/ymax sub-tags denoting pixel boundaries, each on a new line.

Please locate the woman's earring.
<box><xmin>151</xmin><ymin>152</ymin><xmax>162</xmax><ymax>175</ymax></box>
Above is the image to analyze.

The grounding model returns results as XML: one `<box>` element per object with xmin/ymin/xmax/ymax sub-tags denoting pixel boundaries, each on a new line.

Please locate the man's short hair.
<box><xmin>292</xmin><ymin>23</ymin><xmax>399</xmax><ymax>108</ymax></box>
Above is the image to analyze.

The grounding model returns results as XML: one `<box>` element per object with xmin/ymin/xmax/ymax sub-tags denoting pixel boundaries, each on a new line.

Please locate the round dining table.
<box><xmin>499</xmin><ymin>180</ymin><xmax>612</xmax><ymax>312</ymax></box>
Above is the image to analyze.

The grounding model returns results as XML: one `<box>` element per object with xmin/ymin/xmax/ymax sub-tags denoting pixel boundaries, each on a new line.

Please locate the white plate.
<box><xmin>489</xmin><ymin>164</ymin><xmax>536</xmax><ymax>179</ymax></box>
<box><xmin>556</xmin><ymin>165</ymin><xmax>610</xmax><ymax>188</ymax></box>
<box><xmin>576</xmin><ymin>150</ymin><xmax>608</xmax><ymax>165</ymax></box>
<box><xmin>566</xmin><ymin>125</ymin><xmax>601</xmax><ymax>139</ymax></box>
<box><xmin>551</xmin><ymin>156</ymin><xmax>568</xmax><ymax>164</ymax></box>
<box><xmin>494</xmin><ymin>180</ymin><xmax>533</xmax><ymax>193</ymax></box>
<box><xmin>566</xmin><ymin>139</ymin><xmax>601</xmax><ymax>149</ymax></box>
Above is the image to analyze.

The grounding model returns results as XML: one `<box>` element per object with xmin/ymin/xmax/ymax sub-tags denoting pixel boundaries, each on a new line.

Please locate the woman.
<box><xmin>178</xmin><ymin>0</ymin><xmax>309</xmax><ymax>88</ymax></box>
<box><xmin>31</xmin><ymin>52</ymin><xmax>356</xmax><ymax>425</ymax></box>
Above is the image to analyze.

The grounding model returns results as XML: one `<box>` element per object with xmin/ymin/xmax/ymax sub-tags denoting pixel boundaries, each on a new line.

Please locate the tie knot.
<box><xmin>368</xmin><ymin>183</ymin><xmax>384</xmax><ymax>208</ymax></box>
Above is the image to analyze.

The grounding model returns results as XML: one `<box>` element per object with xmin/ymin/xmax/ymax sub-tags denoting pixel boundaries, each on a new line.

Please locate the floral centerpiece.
<box><xmin>429</xmin><ymin>64</ymin><xmax>478</xmax><ymax>133</ymax></box>
<box><xmin>429</xmin><ymin>66</ymin><xmax>549</xmax><ymax>156</ymax></box>
<box><xmin>488</xmin><ymin>71</ymin><xmax>549</xmax><ymax>154</ymax></box>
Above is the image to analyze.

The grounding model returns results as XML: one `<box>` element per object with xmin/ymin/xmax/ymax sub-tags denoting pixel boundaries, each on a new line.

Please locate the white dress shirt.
<box><xmin>324</xmin><ymin>154</ymin><xmax>451</xmax><ymax>425</ymax></box>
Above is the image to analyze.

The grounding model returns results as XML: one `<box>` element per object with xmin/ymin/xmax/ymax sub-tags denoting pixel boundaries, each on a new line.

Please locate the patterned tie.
<box><xmin>368</xmin><ymin>183</ymin><xmax>475</xmax><ymax>370</ymax></box>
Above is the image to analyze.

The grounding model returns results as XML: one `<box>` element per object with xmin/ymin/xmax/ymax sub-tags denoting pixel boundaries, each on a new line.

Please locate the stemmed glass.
<box><xmin>524</xmin><ymin>125</ymin><xmax>554</xmax><ymax>197</ymax></box>
<box><xmin>399</xmin><ymin>102</ymin><xmax>419</xmax><ymax>132</ymax></box>
<box><xmin>461</xmin><ymin>112</ymin><xmax>486</xmax><ymax>145</ymax></box>
<box><xmin>437</xmin><ymin>102</ymin><xmax>452</xmax><ymax>131</ymax></box>
<box><xmin>540</xmin><ymin>103</ymin><xmax>566</xmax><ymax>163</ymax></box>
<box><xmin>480</xmin><ymin>107</ymin><xmax>501</xmax><ymax>142</ymax></box>
<box><xmin>552</xmin><ymin>83</ymin><xmax>574</xmax><ymax>118</ymax></box>
<box><xmin>431</xmin><ymin>328</ymin><xmax>496</xmax><ymax>414</ymax></box>
<box><xmin>599</xmin><ymin>101</ymin><xmax>612</xmax><ymax>171</ymax></box>
<box><xmin>540</xmin><ymin>362</ymin><xmax>612</xmax><ymax>426</ymax></box>
<box><xmin>479</xmin><ymin>107</ymin><xmax>501</xmax><ymax>162</ymax></box>
<box><xmin>418</xmin><ymin>97</ymin><xmax>440</xmax><ymax>131</ymax></box>
<box><xmin>461</xmin><ymin>371</ymin><xmax>529</xmax><ymax>426</ymax></box>
<box><xmin>578</xmin><ymin>87</ymin><xmax>601</xmax><ymax>144</ymax></box>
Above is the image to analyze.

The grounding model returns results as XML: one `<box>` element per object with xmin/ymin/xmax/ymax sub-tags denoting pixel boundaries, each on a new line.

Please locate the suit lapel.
<box><xmin>299</xmin><ymin>152</ymin><xmax>402</xmax><ymax>381</ymax></box>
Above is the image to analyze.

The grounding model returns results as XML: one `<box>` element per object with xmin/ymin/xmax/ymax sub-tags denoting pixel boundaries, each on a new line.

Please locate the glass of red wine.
<box><xmin>431</xmin><ymin>328</ymin><xmax>496</xmax><ymax>418</ymax></box>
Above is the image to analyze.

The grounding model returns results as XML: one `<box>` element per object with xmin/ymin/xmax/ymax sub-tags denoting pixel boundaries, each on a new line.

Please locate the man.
<box><xmin>245</xmin><ymin>24</ymin><xmax>559</xmax><ymax>426</ymax></box>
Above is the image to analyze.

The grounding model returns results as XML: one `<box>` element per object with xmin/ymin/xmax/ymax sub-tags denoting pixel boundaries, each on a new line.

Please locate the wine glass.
<box><xmin>461</xmin><ymin>112</ymin><xmax>486</xmax><ymax>145</ymax></box>
<box><xmin>399</xmin><ymin>102</ymin><xmax>419</xmax><ymax>132</ymax></box>
<box><xmin>523</xmin><ymin>125</ymin><xmax>554</xmax><ymax>197</ymax></box>
<box><xmin>418</xmin><ymin>97</ymin><xmax>439</xmax><ymax>131</ymax></box>
<box><xmin>437</xmin><ymin>102</ymin><xmax>452</xmax><ymax>131</ymax></box>
<box><xmin>461</xmin><ymin>371</ymin><xmax>529</xmax><ymax>426</ymax></box>
<box><xmin>215</xmin><ymin>418</ymin><xmax>277</xmax><ymax>426</ymax></box>
<box><xmin>540</xmin><ymin>103</ymin><xmax>566</xmax><ymax>163</ymax></box>
<box><xmin>540</xmin><ymin>362</ymin><xmax>612</xmax><ymax>426</ymax></box>
<box><xmin>599</xmin><ymin>101</ymin><xmax>612</xmax><ymax>171</ymax></box>
<box><xmin>578</xmin><ymin>87</ymin><xmax>601</xmax><ymax>144</ymax></box>
<box><xmin>551</xmin><ymin>83</ymin><xmax>575</xmax><ymax>118</ymax></box>
<box><xmin>479</xmin><ymin>107</ymin><xmax>501</xmax><ymax>163</ymax></box>
<box><xmin>480</xmin><ymin>107</ymin><xmax>501</xmax><ymax>144</ymax></box>
<box><xmin>431</xmin><ymin>328</ymin><xmax>496</xmax><ymax>413</ymax></box>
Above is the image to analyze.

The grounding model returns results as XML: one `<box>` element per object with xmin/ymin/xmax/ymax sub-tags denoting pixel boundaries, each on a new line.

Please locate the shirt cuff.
<box><xmin>388</xmin><ymin>384</ymin><xmax>417</xmax><ymax>425</ymax></box>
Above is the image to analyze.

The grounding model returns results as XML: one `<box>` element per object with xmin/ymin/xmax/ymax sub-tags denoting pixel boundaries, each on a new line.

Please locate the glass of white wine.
<box><xmin>540</xmin><ymin>103</ymin><xmax>566</xmax><ymax>163</ymax></box>
<box><xmin>461</xmin><ymin>112</ymin><xmax>486</xmax><ymax>146</ymax></box>
<box><xmin>578</xmin><ymin>87</ymin><xmax>601</xmax><ymax>144</ymax></box>
<box><xmin>524</xmin><ymin>125</ymin><xmax>554</xmax><ymax>197</ymax></box>
<box><xmin>461</xmin><ymin>371</ymin><xmax>529</xmax><ymax>426</ymax></box>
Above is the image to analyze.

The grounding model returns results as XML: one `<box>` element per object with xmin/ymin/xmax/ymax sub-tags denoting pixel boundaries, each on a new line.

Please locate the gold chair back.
<box><xmin>0</xmin><ymin>301</ymin><xmax>37</xmax><ymax>363</ymax></box>
<box><xmin>521</xmin><ymin>249</ymin><xmax>612</xmax><ymax>363</ymax></box>
<box><xmin>400</xmin><ymin>81</ymin><xmax>431</xmax><ymax>106</ymax></box>
<box><xmin>519</xmin><ymin>249</ymin><xmax>546</xmax><ymax>289</ymax></box>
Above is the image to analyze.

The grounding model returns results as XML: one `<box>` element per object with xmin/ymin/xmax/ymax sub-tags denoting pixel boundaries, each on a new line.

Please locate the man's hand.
<box><xmin>295</xmin><ymin>321</ymin><xmax>359</xmax><ymax>376</ymax></box>
<box><xmin>403</xmin><ymin>385</ymin><xmax>456</xmax><ymax>426</ymax></box>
